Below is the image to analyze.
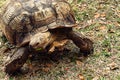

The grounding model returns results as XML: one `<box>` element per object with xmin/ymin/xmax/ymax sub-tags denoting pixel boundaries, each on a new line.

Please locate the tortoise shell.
<box><xmin>0</xmin><ymin>0</ymin><xmax>76</xmax><ymax>46</ymax></box>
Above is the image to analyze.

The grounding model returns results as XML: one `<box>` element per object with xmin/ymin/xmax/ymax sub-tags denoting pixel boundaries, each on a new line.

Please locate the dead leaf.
<box><xmin>101</xmin><ymin>13</ymin><xmax>106</xmax><ymax>17</ymax></box>
<box><xmin>108</xmin><ymin>29</ymin><xmax>115</xmax><ymax>33</ymax></box>
<box><xmin>78</xmin><ymin>74</ymin><xmax>85</xmax><ymax>80</ymax></box>
<box><xmin>114</xmin><ymin>22</ymin><xmax>120</xmax><ymax>27</ymax></box>
<box><xmin>76</xmin><ymin>60</ymin><xmax>83</xmax><ymax>66</ymax></box>
<box><xmin>96</xmin><ymin>25</ymin><xmax>107</xmax><ymax>31</ymax></box>
<box><xmin>99</xmin><ymin>26</ymin><xmax>107</xmax><ymax>30</ymax></box>
<box><xmin>92</xmin><ymin>76</ymin><xmax>99</xmax><ymax>80</ymax></box>
<box><xmin>87</xmin><ymin>20</ymin><xmax>93</xmax><ymax>25</ymax></box>
<box><xmin>107</xmin><ymin>62</ymin><xmax>119</xmax><ymax>70</ymax></box>
<box><xmin>94</xmin><ymin>13</ymin><xmax>100</xmax><ymax>18</ymax></box>
<box><xmin>42</xmin><ymin>67</ymin><xmax>50</xmax><ymax>72</ymax></box>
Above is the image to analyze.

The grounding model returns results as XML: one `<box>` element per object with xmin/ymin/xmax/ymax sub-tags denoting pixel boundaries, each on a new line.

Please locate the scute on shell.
<box><xmin>0</xmin><ymin>0</ymin><xmax>76</xmax><ymax>46</ymax></box>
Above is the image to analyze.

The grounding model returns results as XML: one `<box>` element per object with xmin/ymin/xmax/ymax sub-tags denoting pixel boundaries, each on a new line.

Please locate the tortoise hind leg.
<box><xmin>67</xmin><ymin>31</ymin><xmax>94</xmax><ymax>56</ymax></box>
<box><xmin>4</xmin><ymin>47</ymin><xmax>30</xmax><ymax>75</ymax></box>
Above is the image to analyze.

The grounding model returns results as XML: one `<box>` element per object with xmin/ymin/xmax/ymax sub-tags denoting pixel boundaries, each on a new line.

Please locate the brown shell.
<box><xmin>0</xmin><ymin>0</ymin><xmax>76</xmax><ymax>46</ymax></box>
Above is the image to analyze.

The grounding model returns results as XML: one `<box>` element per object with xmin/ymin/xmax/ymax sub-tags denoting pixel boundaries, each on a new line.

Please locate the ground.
<box><xmin>0</xmin><ymin>0</ymin><xmax>120</xmax><ymax>80</ymax></box>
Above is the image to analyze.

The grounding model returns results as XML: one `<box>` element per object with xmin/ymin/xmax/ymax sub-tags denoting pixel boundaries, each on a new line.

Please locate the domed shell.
<box><xmin>0</xmin><ymin>0</ymin><xmax>76</xmax><ymax>46</ymax></box>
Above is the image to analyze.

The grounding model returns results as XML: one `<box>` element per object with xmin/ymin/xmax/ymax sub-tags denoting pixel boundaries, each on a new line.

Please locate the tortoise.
<box><xmin>0</xmin><ymin>0</ymin><xmax>93</xmax><ymax>74</ymax></box>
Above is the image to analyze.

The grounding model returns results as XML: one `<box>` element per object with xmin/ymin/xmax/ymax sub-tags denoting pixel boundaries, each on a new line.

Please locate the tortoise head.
<box><xmin>29</xmin><ymin>32</ymin><xmax>56</xmax><ymax>50</ymax></box>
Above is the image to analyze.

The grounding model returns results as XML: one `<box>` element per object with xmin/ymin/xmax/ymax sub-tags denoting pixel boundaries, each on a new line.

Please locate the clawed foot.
<box><xmin>4</xmin><ymin>47</ymin><xmax>29</xmax><ymax>75</ymax></box>
<box><xmin>79</xmin><ymin>38</ymin><xmax>94</xmax><ymax>56</ymax></box>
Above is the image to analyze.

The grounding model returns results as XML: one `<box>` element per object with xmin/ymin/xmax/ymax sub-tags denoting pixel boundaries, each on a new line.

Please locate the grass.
<box><xmin>0</xmin><ymin>0</ymin><xmax>120</xmax><ymax>80</ymax></box>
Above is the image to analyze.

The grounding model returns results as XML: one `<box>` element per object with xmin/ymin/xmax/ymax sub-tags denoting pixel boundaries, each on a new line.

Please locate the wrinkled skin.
<box><xmin>0</xmin><ymin>0</ymin><xmax>94</xmax><ymax>75</ymax></box>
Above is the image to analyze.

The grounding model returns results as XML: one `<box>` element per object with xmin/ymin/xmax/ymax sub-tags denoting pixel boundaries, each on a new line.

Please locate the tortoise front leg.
<box><xmin>67</xmin><ymin>31</ymin><xmax>94</xmax><ymax>56</ymax></box>
<box><xmin>4</xmin><ymin>47</ymin><xmax>30</xmax><ymax>75</ymax></box>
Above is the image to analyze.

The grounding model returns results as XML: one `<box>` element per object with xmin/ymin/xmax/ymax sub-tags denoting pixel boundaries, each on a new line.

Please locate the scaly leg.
<box><xmin>67</xmin><ymin>31</ymin><xmax>94</xmax><ymax>56</ymax></box>
<box><xmin>4</xmin><ymin>47</ymin><xmax>30</xmax><ymax>75</ymax></box>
